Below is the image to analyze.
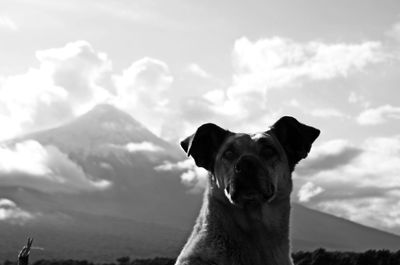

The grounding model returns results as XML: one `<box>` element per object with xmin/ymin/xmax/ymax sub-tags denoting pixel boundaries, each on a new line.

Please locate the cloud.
<box><xmin>357</xmin><ymin>104</ymin><xmax>400</xmax><ymax>125</ymax></box>
<box><xmin>112</xmin><ymin>57</ymin><xmax>222</xmax><ymax>141</ymax></box>
<box><xmin>0</xmin><ymin>41</ymin><xmax>214</xmax><ymax>142</ymax></box>
<box><xmin>298</xmin><ymin>182</ymin><xmax>325</xmax><ymax>202</ymax></box>
<box><xmin>0</xmin><ymin>16</ymin><xmax>18</xmax><ymax>31</ymax></box>
<box><xmin>230</xmin><ymin>37</ymin><xmax>384</xmax><ymax>92</ymax></box>
<box><xmin>125</xmin><ymin>142</ymin><xmax>164</xmax><ymax>153</ymax></box>
<box><xmin>155</xmin><ymin>159</ymin><xmax>208</xmax><ymax>193</ymax></box>
<box><xmin>295</xmin><ymin>136</ymin><xmax>400</xmax><ymax>234</ymax></box>
<box><xmin>0</xmin><ymin>140</ymin><xmax>111</xmax><ymax>193</ymax></box>
<box><xmin>317</xmin><ymin>195</ymin><xmax>400</xmax><ymax>234</ymax></box>
<box><xmin>108</xmin><ymin>37</ymin><xmax>387</xmax><ymax>142</ymax></box>
<box><xmin>198</xmin><ymin>37</ymin><xmax>386</xmax><ymax>134</ymax></box>
<box><xmin>297</xmin><ymin>139</ymin><xmax>363</xmax><ymax>176</ymax></box>
<box><xmin>112</xmin><ymin>57</ymin><xmax>174</xmax><ymax>136</ymax></box>
<box><xmin>0</xmin><ymin>41</ymin><xmax>113</xmax><ymax>140</ymax></box>
<box><xmin>0</xmin><ymin>198</ymin><xmax>35</xmax><ymax>225</ymax></box>
<box><xmin>0</xmin><ymin>37</ymin><xmax>388</xmax><ymax>143</ymax></box>
<box><xmin>186</xmin><ymin>63</ymin><xmax>211</xmax><ymax>78</ymax></box>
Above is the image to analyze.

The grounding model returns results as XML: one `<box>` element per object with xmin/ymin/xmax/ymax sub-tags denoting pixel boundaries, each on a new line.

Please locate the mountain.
<box><xmin>3</xmin><ymin>104</ymin><xmax>201</xmax><ymax>228</ymax></box>
<box><xmin>1</xmin><ymin>104</ymin><xmax>400</xmax><ymax>262</ymax></box>
<box><xmin>290</xmin><ymin>203</ymin><xmax>400</xmax><ymax>251</ymax></box>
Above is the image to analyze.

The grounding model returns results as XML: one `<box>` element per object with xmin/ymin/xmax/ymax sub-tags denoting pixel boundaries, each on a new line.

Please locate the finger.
<box><xmin>27</xmin><ymin>238</ymin><xmax>33</xmax><ymax>248</ymax></box>
<box><xmin>19</xmin><ymin>249</ymin><xmax>28</xmax><ymax>257</ymax></box>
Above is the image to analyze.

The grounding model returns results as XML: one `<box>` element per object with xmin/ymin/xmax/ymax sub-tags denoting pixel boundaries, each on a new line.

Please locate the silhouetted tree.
<box><xmin>116</xmin><ymin>257</ymin><xmax>130</xmax><ymax>265</ymax></box>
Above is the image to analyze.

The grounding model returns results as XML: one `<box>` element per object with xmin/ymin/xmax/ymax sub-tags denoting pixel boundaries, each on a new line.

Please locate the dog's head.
<box><xmin>180</xmin><ymin>116</ymin><xmax>320</xmax><ymax>207</ymax></box>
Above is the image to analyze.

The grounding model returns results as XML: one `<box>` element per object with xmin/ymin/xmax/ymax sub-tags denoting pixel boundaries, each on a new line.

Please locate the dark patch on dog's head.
<box><xmin>180</xmin><ymin>123</ymin><xmax>232</xmax><ymax>171</ymax></box>
<box><xmin>269</xmin><ymin>116</ymin><xmax>320</xmax><ymax>171</ymax></box>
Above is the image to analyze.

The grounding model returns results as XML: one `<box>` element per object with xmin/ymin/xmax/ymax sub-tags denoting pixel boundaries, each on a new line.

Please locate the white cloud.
<box><xmin>295</xmin><ymin>136</ymin><xmax>400</xmax><ymax>234</ymax></box>
<box><xmin>203</xmin><ymin>37</ymin><xmax>386</xmax><ymax>131</ymax></box>
<box><xmin>186</xmin><ymin>63</ymin><xmax>210</xmax><ymax>78</ymax></box>
<box><xmin>357</xmin><ymin>104</ymin><xmax>400</xmax><ymax>125</ymax></box>
<box><xmin>155</xmin><ymin>159</ymin><xmax>208</xmax><ymax>193</ymax></box>
<box><xmin>231</xmin><ymin>37</ymin><xmax>384</xmax><ymax>93</ymax></box>
<box><xmin>307</xmin><ymin>139</ymin><xmax>355</xmax><ymax>159</ymax></box>
<box><xmin>0</xmin><ymin>36</ymin><xmax>392</xmax><ymax>148</ymax></box>
<box><xmin>0</xmin><ymin>41</ymin><xmax>113</xmax><ymax>140</ymax></box>
<box><xmin>0</xmin><ymin>41</ymin><xmax>214</xmax><ymax>142</ymax></box>
<box><xmin>0</xmin><ymin>140</ymin><xmax>112</xmax><ymax>193</ymax></box>
<box><xmin>0</xmin><ymin>16</ymin><xmax>18</xmax><ymax>31</ymax></box>
<box><xmin>125</xmin><ymin>141</ymin><xmax>164</xmax><ymax>153</ymax></box>
<box><xmin>298</xmin><ymin>182</ymin><xmax>325</xmax><ymax>202</ymax></box>
<box><xmin>112</xmin><ymin>57</ymin><xmax>174</xmax><ymax>136</ymax></box>
<box><xmin>203</xmin><ymin>89</ymin><xmax>225</xmax><ymax>105</ymax></box>
<box><xmin>108</xmin><ymin>37</ymin><xmax>386</xmax><ymax>141</ymax></box>
<box><xmin>0</xmin><ymin>198</ymin><xmax>35</xmax><ymax>225</ymax></box>
<box><xmin>318</xmin><ymin>196</ymin><xmax>400</xmax><ymax>234</ymax></box>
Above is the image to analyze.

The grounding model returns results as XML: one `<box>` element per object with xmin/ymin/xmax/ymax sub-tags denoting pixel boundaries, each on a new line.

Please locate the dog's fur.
<box><xmin>175</xmin><ymin>117</ymin><xmax>320</xmax><ymax>265</ymax></box>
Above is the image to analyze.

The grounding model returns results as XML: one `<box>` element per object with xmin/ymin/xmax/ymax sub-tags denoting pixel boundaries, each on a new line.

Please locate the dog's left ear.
<box><xmin>270</xmin><ymin>116</ymin><xmax>320</xmax><ymax>171</ymax></box>
<box><xmin>181</xmin><ymin>123</ymin><xmax>231</xmax><ymax>172</ymax></box>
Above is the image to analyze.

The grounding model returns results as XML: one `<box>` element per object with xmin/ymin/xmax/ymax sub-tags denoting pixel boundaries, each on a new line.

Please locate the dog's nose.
<box><xmin>234</xmin><ymin>155</ymin><xmax>257</xmax><ymax>175</ymax></box>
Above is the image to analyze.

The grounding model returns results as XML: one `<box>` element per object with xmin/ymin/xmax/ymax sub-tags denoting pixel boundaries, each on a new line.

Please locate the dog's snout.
<box><xmin>234</xmin><ymin>155</ymin><xmax>257</xmax><ymax>175</ymax></box>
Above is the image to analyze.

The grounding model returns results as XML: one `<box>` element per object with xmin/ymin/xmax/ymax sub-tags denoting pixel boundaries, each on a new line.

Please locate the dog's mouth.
<box><xmin>224</xmin><ymin>182</ymin><xmax>276</xmax><ymax>207</ymax></box>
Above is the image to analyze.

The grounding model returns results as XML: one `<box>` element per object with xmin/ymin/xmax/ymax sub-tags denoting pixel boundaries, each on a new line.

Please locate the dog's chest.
<box><xmin>198</xmin><ymin>228</ymin><xmax>291</xmax><ymax>265</ymax></box>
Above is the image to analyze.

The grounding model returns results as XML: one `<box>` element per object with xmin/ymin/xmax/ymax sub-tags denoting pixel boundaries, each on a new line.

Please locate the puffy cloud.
<box><xmin>318</xmin><ymin>195</ymin><xmax>400</xmax><ymax>234</ymax></box>
<box><xmin>0</xmin><ymin>198</ymin><xmax>35</xmax><ymax>224</ymax></box>
<box><xmin>155</xmin><ymin>159</ymin><xmax>208</xmax><ymax>193</ymax></box>
<box><xmin>112</xmin><ymin>57</ymin><xmax>174</xmax><ymax>136</ymax></box>
<box><xmin>0</xmin><ymin>140</ymin><xmax>111</xmax><ymax>193</ymax></box>
<box><xmin>230</xmin><ymin>37</ymin><xmax>383</xmax><ymax>93</ymax></box>
<box><xmin>125</xmin><ymin>142</ymin><xmax>164</xmax><ymax>153</ymax></box>
<box><xmin>357</xmin><ymin>104</ymin><xmax>400</xmax><ymax>125</ymax></box>
<box><xmin>36</xmin><ymin>40</ymin><xmax>113</xmax><ymax>107</ymax></box>
<box><xmin>201</xmin><ymin>37</ymin><xmax>386</xmax><ymax>134</ymax></box>
<box><xmin>117</xmin><ymin>38</ymin><xmax>386</xmax><ymax>141</ymax></box>
<box><xmin>113</xmin><ymin>58</ymin><xmax>221</xmax><ymax>141</ymax></box>
<box><xmin>295</xmin><ymin>136</ymin><xmax>400</xmax><ymax>234</ymax></box>
<box><xmin>0</xmin><ymin>37</ymin><xmax>387</xmax><ymax>143</ymax></box>
<box><xmin>0</xmin><ymin>41</ymin><xmax>113</xmax><ymax>140</ymax></box>
<box><xmin>297</xmin><ymin>182</ymin><xmax>325</xmax><ymax>202</ymax></box>
<box><xmin>186</xmin><ymin>63</ymin><xmax>211</xmax><ymax>78</ymax></box>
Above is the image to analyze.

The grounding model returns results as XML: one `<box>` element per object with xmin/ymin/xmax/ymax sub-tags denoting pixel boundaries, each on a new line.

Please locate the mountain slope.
<box><xmin>291</xmin><ymin>203</ymin><xmax>400</xmax><ymax>251</ymax></box>
<box><xmin>0</xmin><ymin>210</ymin><xmax>187</xmax><ymax>262</ymax></box>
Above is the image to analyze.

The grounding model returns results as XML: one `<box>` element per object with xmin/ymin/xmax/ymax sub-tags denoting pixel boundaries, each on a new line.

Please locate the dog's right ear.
<box><xmin>181</xmin><ymin>123</ymin><xmax>231</xmax><ymax>171</ymax></box>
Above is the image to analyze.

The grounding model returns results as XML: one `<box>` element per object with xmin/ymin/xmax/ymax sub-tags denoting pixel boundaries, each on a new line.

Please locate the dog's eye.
<box><xmin>223</xmin><ymin>149</ymin><xmax>236</xmax><ymax>160</ymax></box>
<box><xmin>260</xmin><ymin>146</ymin><xmax>276</xmax><ymax>158</ymax></box>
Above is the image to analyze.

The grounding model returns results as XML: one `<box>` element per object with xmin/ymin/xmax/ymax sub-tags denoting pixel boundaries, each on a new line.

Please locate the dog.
<box><xmin>175</xmin><ymin>116</ymin><xmax>320</xmax><ymax>265</ymax></box>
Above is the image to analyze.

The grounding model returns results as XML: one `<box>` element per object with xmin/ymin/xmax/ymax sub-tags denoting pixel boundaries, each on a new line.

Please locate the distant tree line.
<box><xmin>4</xmin><ymin>248</ymin><xmax>400</xmax><ymax>265</ymax></box>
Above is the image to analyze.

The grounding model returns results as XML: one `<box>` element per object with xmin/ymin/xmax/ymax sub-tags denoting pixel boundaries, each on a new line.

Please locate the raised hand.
<box><xmin>18</xmin><ymin>237</ymin><xmax>33</xmax><ymax>265</ymax></box>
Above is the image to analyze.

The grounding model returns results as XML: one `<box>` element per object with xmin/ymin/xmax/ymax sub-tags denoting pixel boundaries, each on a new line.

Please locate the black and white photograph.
<box><xmin>1</xmin><ymin>1</ymin><xmax>400</xmax><ymax>264</ymax></box>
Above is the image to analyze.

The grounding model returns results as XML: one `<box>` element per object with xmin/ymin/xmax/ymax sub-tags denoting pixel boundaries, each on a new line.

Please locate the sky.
<box><xmin>1</xmin><ymin>0</ymin><xmax>400</xmax><ymax>234</ymax></box>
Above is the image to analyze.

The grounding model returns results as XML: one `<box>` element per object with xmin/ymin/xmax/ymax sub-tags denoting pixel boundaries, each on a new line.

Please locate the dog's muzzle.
<box><xmin>224</xmin><ymin>155</ymin><xmax>276</xmax><ymax>206</ymax></box>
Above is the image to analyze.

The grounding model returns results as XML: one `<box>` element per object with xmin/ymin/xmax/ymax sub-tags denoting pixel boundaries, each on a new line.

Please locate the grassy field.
<box><xmin>3</xmin><ymin>249</ymin><xmax>400</xmax><ymax>265</ymax></box>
